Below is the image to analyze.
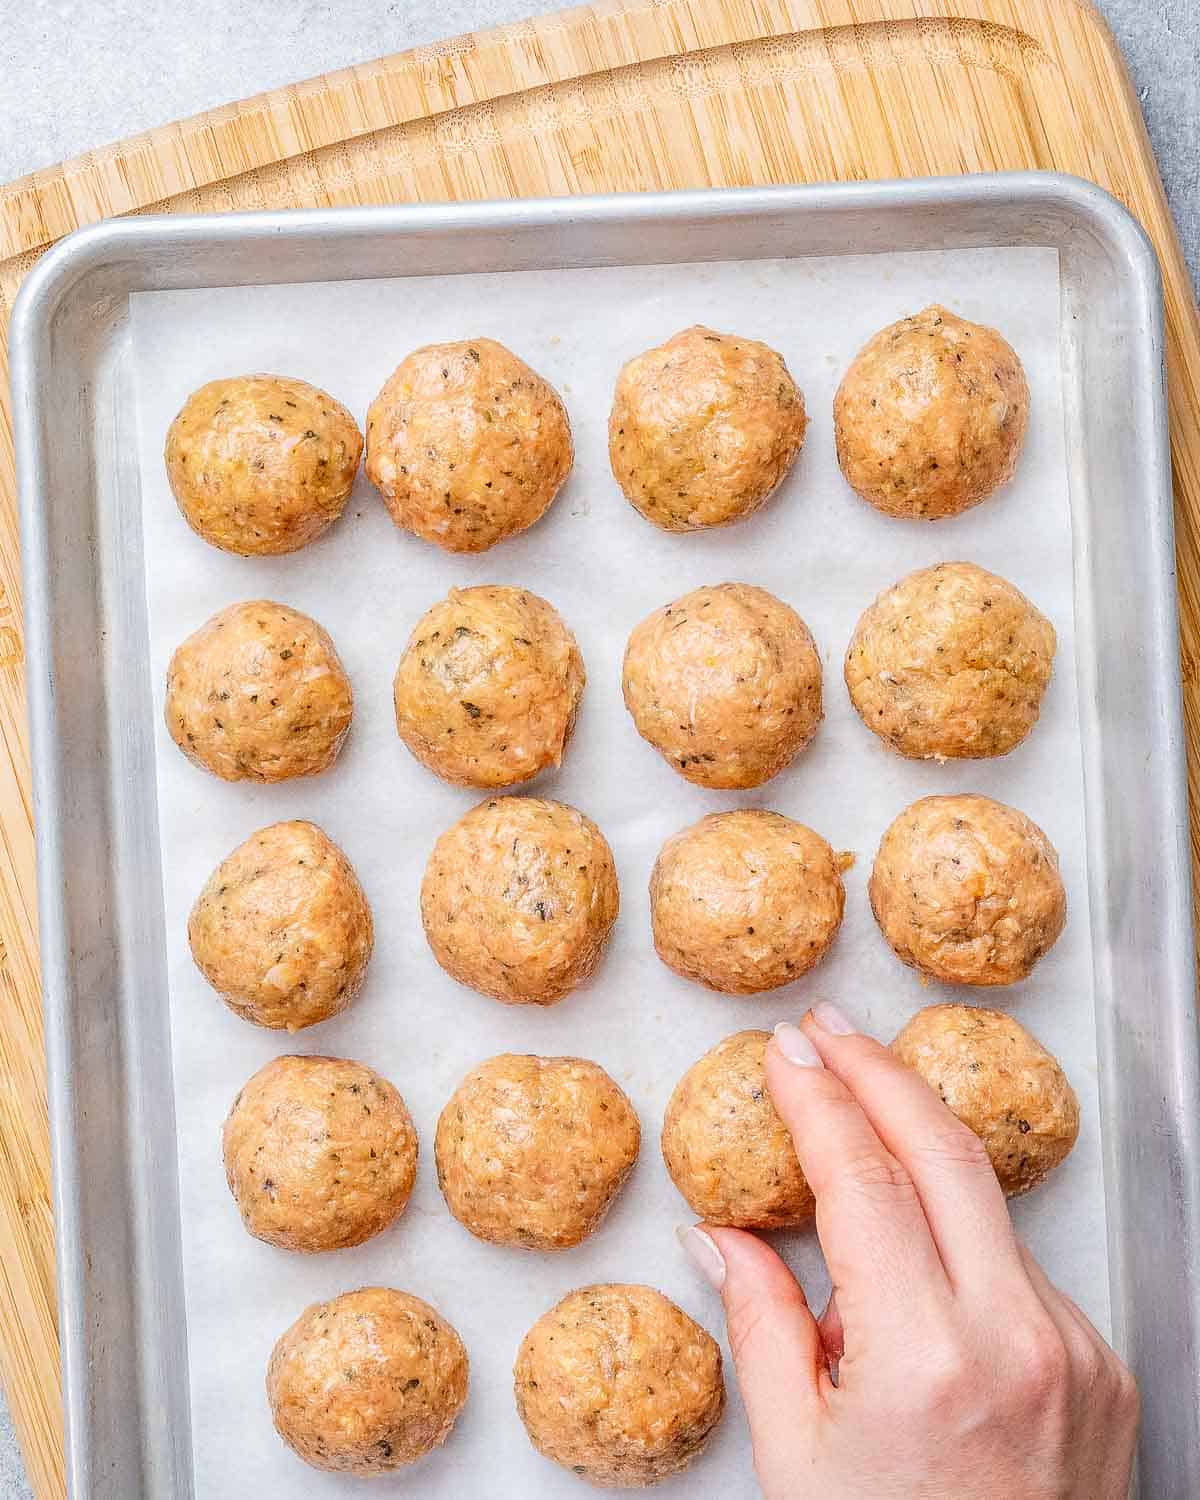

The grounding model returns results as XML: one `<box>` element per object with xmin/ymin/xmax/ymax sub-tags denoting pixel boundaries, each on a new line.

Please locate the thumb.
<box><xmin>678</xmin><ymin>1224</ymin><xmax>828</xmax><ymax>1440</ymax></box>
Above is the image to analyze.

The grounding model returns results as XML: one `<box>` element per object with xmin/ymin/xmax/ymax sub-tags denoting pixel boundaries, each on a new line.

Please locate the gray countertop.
<box><xmin>0</xmin><ymin>2</ymin><xmax>1196</xmax><ymax>1494</ymax></box>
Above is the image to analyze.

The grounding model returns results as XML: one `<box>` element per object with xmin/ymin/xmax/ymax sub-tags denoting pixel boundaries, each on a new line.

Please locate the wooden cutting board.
<box><xmin>2</xmin><ymin>1</ymin><xmax>1198</xmax><ymax>1493</ymax></box>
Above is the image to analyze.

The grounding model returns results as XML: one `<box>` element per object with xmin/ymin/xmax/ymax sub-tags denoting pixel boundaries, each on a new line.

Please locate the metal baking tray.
<box><xmin>10</xmin><ymin>174</ymin><xmax>1200</xmax><ymax>1497</ymax></box>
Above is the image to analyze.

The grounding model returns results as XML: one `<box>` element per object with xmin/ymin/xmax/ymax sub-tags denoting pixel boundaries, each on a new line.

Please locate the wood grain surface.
<box><xmin>2</xmin><ymin>1</ymin><xmax>1198</xmax><ymax>1494</ymax></box>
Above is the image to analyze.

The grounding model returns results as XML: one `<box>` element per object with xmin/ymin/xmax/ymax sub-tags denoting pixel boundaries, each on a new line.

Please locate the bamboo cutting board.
<box><xmin>2</xmin><ymin>1</ymin><xmax>1199</xmax><ymax>1494</ymax></box>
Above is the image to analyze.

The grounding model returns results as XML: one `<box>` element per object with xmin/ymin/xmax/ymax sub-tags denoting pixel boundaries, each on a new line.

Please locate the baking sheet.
<box><xmin>130</xmin><ymin>245</ymin><xmax>1104</xmax><ymax>1498</ymax></box>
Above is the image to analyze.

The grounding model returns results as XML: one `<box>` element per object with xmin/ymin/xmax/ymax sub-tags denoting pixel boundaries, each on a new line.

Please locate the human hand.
<box><xmin>677</xmin><ymin>1002</ymin><xmax>1138</xmax><ymax>1500</ymax></box>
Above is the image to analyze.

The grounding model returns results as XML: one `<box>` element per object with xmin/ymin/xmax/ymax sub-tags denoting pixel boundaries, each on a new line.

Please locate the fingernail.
<box><xmin>811</xmin><ymin>1001</ymin><xmax>857</xmax><ymax>1036</ymax></box>
<box><xmin>676</xmin><ymin>1224</ymin><xmax>726</xmax><ymax>1290</ymax></box>
<box><xmin>773</xmin><ymin>1021</ymin><xmax>824</xmax><ymax>1067</ymax></box>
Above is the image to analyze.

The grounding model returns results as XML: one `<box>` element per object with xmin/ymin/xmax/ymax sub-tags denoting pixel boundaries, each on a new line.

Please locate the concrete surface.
<box><xmin>0</xmin><ymin>0</ymin><xmax>1195</xmax><ymax>1494</ymax></box>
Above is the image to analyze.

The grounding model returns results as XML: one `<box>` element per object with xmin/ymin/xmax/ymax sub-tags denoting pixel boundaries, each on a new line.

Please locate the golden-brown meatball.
<box><xmin>651</xmin><ymin>811</ymin><xmax>847</xmax><ymax>994</ymax></box>
<box><xmin>893</xmin><ymin>1003</ymin><xmax>1080</xmax><ymax>1196</ymax></box>
<box><xmin>189</xmin><ymin>820</ymin><xmax>372</xmax><ymax>1031</ymax></box>
<box><xmin>222</xmin><ymin>1055</ymin><xmax>417</xmax><ymax>1252</ymax></box>
<box><xmin>268</xmin><ymin>1287</ymin><xmax>468</xmax><ymax>1474</ymax></box>
<box><xmin>435</xmin><ymin>1054</ymin><xmax>640</xmax><ymax>1250</ymax></box>
<box><xmin>164</xmin><ymin>374</ymin><xmax>362</xmax><ymax>555</ymax></box>
<box><xmin>393</xmin><ymin>586</ymin><xmax>584</xmax><ymax>788</ymax></box>
<box><xmin>365</xmin><ymin>338</ymin><xmax>572</xmax><ymax>553</ymax></box>
<box><xmin>165</xmin><ymin>600</ymin><xmax>352</xmax><ymax>782</ymax></box>
<box><xmin>834</xmin><ymin>305</ymin><xmax>1029</xmax><ymax>519</ymax></box>
<box><xmin>421</xmin><ymin>797</ymin><xmax>619</xmax><ymax>1006</ymax></box>
<box><xmin>609</xmin><ymin>325</ymin><xmax>807</xmax><ymax>531</ymax></box>
<box><xmin>661</xmin><ymin>1030</ymin><xmax>813</xmax><ymax>1228</ymax></box>
<box><xmin>622</xmin><ymin>583</ymin><xmax>822</xmax><ymax>789</ymax></box>
<box><xmin>514</xmin><ymin>1284</ymin><xmax>724</xmax><ymax>1488</ymax></box>
<box><xmin>845</xmin><ymin>562</ymin><xmax>1056</xmax><ymax>760</ymax></box>
<box><xmin>870</xmin><ymin>794</ymin><xmax>1066</xmax><ymax>986</ymax></box>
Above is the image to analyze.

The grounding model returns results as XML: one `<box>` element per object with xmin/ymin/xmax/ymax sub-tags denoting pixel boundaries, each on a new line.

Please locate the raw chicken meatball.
<box><xmin>393</xmin><ymin>585</ymin><xmax>584</xmax><ymax>788</ymax></box>
<box><xmin>365</xmin><ymin>337</ymin><xmax>572</xmax><ymax>552</ymax></box>
<box><xmin>165</xmin><ymin>600</ymin><xmax>352</xmax><ymax>782</ymax></box>
<box><xmin>893</xmin><ymin>1003</ymin><xmax>1080</xmax><ymax>1196</ymax></box>
<box><xmin>189</xmin><ymin>820</ymin><xmax>372</xmax><ymax>1031</ymax></box>
<box><xmin>514</xmin><ymin>1284</ymin><xmax>724</xmax><ymax>1488</ymax></box>
<box><xmin>268</xmin><ymin>1287</ymin><xmax>468</xmax><ymax>1474</ymax></box>
<box><xmin>834</xmin><ymin>304</ymin><xmax>1029</xmax><ymax>518</ymax></box>
<box><xmin>421</xmin><ymin>797</ymin><xmax>619</xmax><ymax>1006</ymax></box>
<box><xmin>870</xmin><ymin>794</ymin><xmax>1066</xmax><ymax>986</ymax></box>
<box><xmin>651</xmin><ymin>810</ymin><xmax>847</xmax><ymax>994</ymax></box>
<box><xmin>845</xmin><ymin>562</ymin><xmax>1056</xmax><ymax>760</ymax></box>
<box><xmin>164</xmin><ymin>374</ymin><xmax>362</xmax><ymax>555</ymax></box>
<box><xmin>435</xmin><ymin>1054</ymin><xmax>640</xmax><ymax>1250</ymax></box>
<box><xmin>622</xmin><ymin>582</ymin><xmax>822</xmax><ymax>789</ymax></box>
<box><xmin>223</xmin><ymin>1055</ymin><xmax>417</xmax><ymax>1253</ymax></box>
<box><xmin>661</xmin><ymin>1030</ymin><xmax>813</xmax><ymax>1228</ymax></box>
<box><xmin>609</xmin><ymin>325</ymin><xmax>807</xmax><ymax>530</ymax></box>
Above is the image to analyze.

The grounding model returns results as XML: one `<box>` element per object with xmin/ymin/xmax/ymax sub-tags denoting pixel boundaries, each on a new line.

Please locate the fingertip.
<box><xmin>771</xmin><ymin>1019</ymin><xmax>824</xmax><ymax>1068</ymax></box>
<box><xmin>676</xmin><ymin>1223</ymin><xmax>726</xmax><ymax>1291</ymax></box>
<box><xmin>808</xmin><ymin>1000</ymin><xmax>859</xmax><ymax>1037</ymax></box>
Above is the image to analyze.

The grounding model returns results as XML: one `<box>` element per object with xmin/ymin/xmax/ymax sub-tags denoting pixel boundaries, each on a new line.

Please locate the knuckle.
<box><xmin>913</xmin><ymin>1118</ymin><xmax>993</xmax><ymax>1175</ymax></box>
<box><xmin>1011</xmin><ymin>1317</ymin><xmax>1070</xmax><ymax>1395</ymax></box>
<box><xmin>834</xmin><ymin>1147</ymin><xmax>919</xmax><ymax>1207</ymax></box>
<box><xmin>802</xmin><ymin>1074</ymin><xmax>861</xmax><ymax>1116</ymax></box>
<box><xmin>915</xmin><ymin>1341</ymin><xmax>973</xmax><ymax>1409</ymax></box>
<box><xmin>1110</xmin><ymin>1355</ymin><xmax>1140</xmax><ymax>1418</ymax></box>
<box><xmin>1071</xmin><ymin>1335</ymin><xmax>1107</xmax><ymax>1388</ymax></box>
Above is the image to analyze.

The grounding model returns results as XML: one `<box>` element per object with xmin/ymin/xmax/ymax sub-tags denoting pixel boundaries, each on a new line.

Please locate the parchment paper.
<box><xmin>130</xmin><ymin>244</ymin><xmax>1106</xmax><ymax>1499</ymax></box>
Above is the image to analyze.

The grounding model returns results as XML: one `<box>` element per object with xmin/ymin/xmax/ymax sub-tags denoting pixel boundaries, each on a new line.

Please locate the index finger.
<box><xmin>766</xmin><ymin>1020</ymin><xmax>949</xmax><ymax>1340</ymax></box>
<box><xmin>804</xmin><ymin>1005</ymin><xmax>1028</xmax><ymax>1297</ymax></box>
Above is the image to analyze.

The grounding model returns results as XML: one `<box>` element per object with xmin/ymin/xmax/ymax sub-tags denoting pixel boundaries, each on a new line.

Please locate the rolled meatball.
<box><xmin>834</xmin><ymin>304</ymin><xmax>1029</xmax><ymax>518</ymax></box>
<box><xmin>609</xmin><ymin>325</ymin><xmax>807</xmax><ymax>530</ymax></box>
<box><xmin>365</xmin><ymin>338</ymin><xmax>572</xmax><ymax>553</ymax></box>
<box><xmin>661</xmin><ymin>1030</ymin><xmax>813</xmax><ymax>1228</ymax></box>
<box><xmin>222</xmin><ymin>1055</ymin><xmax>417</xmax><ymax>1253</ymax></box>
<box><xmin>394</xmin><ymin>586</ymin><xmax>584</xmax><ymax>788</ymax></box>
<box><xmin>651</xmin><ymin>810</ymin><xmax>847</xmax><ymax>994</ymax></box>
<box><xmin>268</xmin><ymin>1287</ymin><xmax>468</xmax><ymax>1474</ymax></box>
<box><xmin>435</xmin><ymin>1054</ymin><xmax>640</xmax><ymax>1250</ymax></box>
<box><xmin>893</xmin><ymin>1003</ymin><xmax>1079</xmax><ymax>1196</ymax></box>
<box><xmin>189</xmin><ymin>820</ymin><xmax>372</xmax><ymax>1031</ymax></box>
<box><xmin>165</xmin><ymin>600</ymin><xmax>352</xmax><ymax>782</ymax></box>
<box><xmin>514</xmin><ymin>1284</ymin><xmax>724</xmax><ymax>1488</ymax></box>
<box><xmin>845</xmin><ymin>562</ymin><xmax>1056</xmax><ymax>760</ymax></box>
<box><xmin>421</xmin><ymin>796</ymin><xmax>619</xmax><ymax>1006</ymax></box>
<box><xmin>623</xmin><ymin>582</ymin><xmax>822</xmax><ymax>789</ymax></box>
<box><xmin>164</xmin><ymin>374</ymin><xmax>362</xmax><ymax>555</ymax></box>
<box><xmin>871</xmin><ymin>794</ymin><xmax>1066</xmax><ymax>986</ymax></box>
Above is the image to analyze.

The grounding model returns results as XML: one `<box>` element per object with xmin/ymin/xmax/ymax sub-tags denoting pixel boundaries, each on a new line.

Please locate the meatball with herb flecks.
<box><xmin>268</xmin><ymin>1287</ymin><xmax>468</xmax><ymax>1474</ymax></box>
<box><xmin>870</xmin><ymin>793</ymin><xmax>1066</xmax><ymax>986</ymax></box>
<box><xmin>845</xmin><ymin>562</ymin><xmax>1056</xmax><ymax>760</ymax></box>
<box><xmin>366</xmin><ymin>338</ymin><xmax>572</xmax><ymax>553</ymax></box>
<box><xmin>421</xmin><ymin>796</ymin><xmax>619</xmax><ymax>1006</ymax></box>
<box><xmin>394</xmin><ymin>585</ymin><xmax>584</xmax><ymax>788</ymax></box>
<box><xmin>435</xmin><ymin>1053</ymin><xmax>640</xmax><ymax>1249</ymax></box>
<box><xmin>165</xmin><ymin>600</ymin><xmax>352</xmax><ymax>782</ymax></box>
<box><xmin>189</xmin><ymin>820</ymin><xmax>372</xmax><ymax>1031</ymax></box>
<box><xmin>165</xmin><ymin>374</ymin><xmax>361</xmax><ymax>554</ymax></box>
<box><xmin>834</xmin><ymin>304</ymin><xmax>1029</xmax><ymax>518</ymax></box>
<box><xmin>514</xmin><ymin>1284</ymin><xmax>724</xmax><ymax>1488</ymax></box>
<box><xmin>622</xmin><ymin>582</ymin><xmax>822</xmax><ymax>789</ymax></box>
<box><xmin>609</xmin><ymin>325</ymin><xmax>806</xmax><ymax>530</ymax></box>
<box><xmin>651</xmin><ymin>810</ymin><xmax>848</xmax><ymax>994</ymax></box>
<box><xmin>223</xmin><ymin>1055</ymin><xmax>417</xmax><ymax>1253</ymax></box>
